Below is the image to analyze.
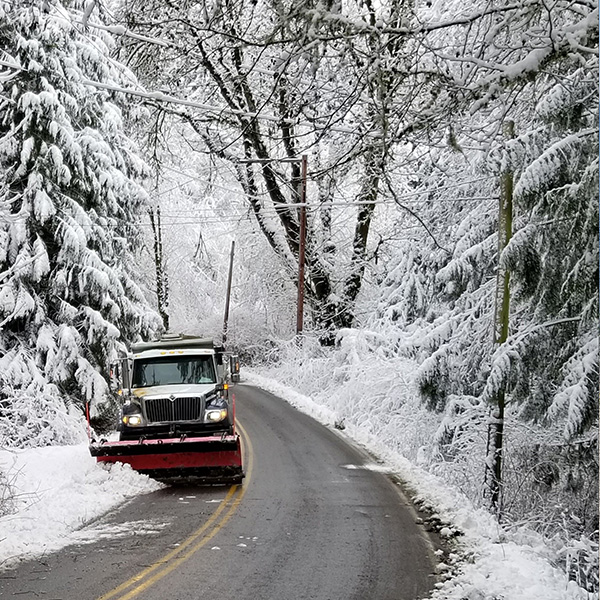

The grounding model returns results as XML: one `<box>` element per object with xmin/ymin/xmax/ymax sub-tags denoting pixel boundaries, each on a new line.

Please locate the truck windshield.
<box><xmin>132</xmin><ymin>355</ymin><xmax>216</xmax><ymax>387</ymax></box>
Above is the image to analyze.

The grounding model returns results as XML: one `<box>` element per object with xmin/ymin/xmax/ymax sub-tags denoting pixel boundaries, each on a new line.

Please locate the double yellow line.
<box><xmin>97</xmin><ymin>422</ymin><xmax>253</xmax><ymax>600</ymax></box>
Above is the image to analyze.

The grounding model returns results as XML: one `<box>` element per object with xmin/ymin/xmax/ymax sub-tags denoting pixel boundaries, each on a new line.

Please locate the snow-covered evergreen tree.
<box><xmin>372</xmin><ymin>0</ymin><xmax>598</xmax><ymax>560</ymax></box>
<box><xmin>401</xmin><ymin>1</ymin><xmax>598</xmax><ymax>439</ymax></box>
<box><xmin>0</xmin><ymin>0</ymin><xmax>161</xmax><ymax>443</ymax></box>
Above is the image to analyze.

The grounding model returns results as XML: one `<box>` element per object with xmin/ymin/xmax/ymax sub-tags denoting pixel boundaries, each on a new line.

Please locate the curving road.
<box><xmin>0</xmin><ymin>384</ymin><xmax>438</xmax><ymax>600</ymax></box>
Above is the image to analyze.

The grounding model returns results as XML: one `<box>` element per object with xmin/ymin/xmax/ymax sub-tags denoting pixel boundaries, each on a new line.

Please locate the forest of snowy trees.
<box><xmin>0</xmin><ymin>0</ymin><xmax>597</xmax><ymax>594</ymax></box>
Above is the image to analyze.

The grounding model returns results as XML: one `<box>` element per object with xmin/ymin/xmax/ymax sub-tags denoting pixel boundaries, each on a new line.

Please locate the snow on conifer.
<box><xmin>0</xmin><ymin>0</ymin><xmax>161</xmax><ymax>445</ymax></box>
<box><xmin>368</xmin><ymin>0</ymin><xmax>598</xmax><ymax>585</ymax></box>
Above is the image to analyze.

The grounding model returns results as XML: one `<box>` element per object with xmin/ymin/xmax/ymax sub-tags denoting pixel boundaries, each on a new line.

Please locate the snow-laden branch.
<box><xmin>514</xmin><ymin>128</ymin><xmax>599</xmax><ymax>200</ymax></box>
<box><xmin>0</xmin><ymin>252</ymin><xmax>46</xmax><ymax>286</ymax></box>
<box><xmin>49</xmin><ymin>6</ymin><xmax>172</xmax><ymax>47</ymax></box>
<box><xmin>81</xmin><ymin>79</ymin><xmax>285</xmax><ymax>122</ymax></box>
<box><xmin>73</xmin><ymin>19</ymin><xmax>171</xmax><ymax>47</ymax></box>
<box><xmin>468</xmin><ymin>8</ymin><xmax>598</xmax><ymax>97</ymax></box>
<box><xmin>385</xmin><ymin>0</ymin><xmax>546</xmax><ymax>35</ymax></box>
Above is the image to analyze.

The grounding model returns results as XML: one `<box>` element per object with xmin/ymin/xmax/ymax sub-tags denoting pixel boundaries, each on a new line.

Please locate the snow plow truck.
<box><xmin>89</xmin><ymin>334</ymin><xmax>243</xmax><ymax>484</ymax></box>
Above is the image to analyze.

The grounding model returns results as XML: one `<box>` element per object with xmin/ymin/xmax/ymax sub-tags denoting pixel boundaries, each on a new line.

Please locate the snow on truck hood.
<box><xmin>132</xmin><ymin>383</ymin><xmax>218</xmax><ymax>398</ymax></box>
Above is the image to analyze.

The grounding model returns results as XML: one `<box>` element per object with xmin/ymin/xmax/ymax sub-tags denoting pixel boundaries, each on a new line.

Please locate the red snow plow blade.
<box><xmin>90</xmin><ymin>434</ymin><xmax>244</xmax><ymax>484</ymax></box>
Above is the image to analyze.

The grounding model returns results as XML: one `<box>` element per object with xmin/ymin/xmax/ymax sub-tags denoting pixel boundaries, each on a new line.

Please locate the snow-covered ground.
<box><xmin>0</xmin><ymin>445</ymin><xmax>162</xmax><ymax>569</ymax></box>
<box><xmin>0</xmin><ymin>374</ymin><xmax>592</xmax><ymax>600</ymax></box>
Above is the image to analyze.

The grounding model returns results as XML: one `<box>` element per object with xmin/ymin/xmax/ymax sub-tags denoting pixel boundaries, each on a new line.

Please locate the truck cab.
<box><xmin>117</xmin><ymin>335</ymin><xmax>234</xmax><ymax>441</ymax></box>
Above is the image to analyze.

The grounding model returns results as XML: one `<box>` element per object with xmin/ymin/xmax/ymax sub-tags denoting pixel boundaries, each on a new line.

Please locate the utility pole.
<box><xmin>222</xmin><ymin>240</ymin><xmax>235</xmax><ymax>346</ymax></box>
<box><xmin>485</xmin><ymin>120</ymin><xmax>514</xmax><ymax>515</ymax></box>
<box><xmin>296</xmin><ymin>155</ymin><xmax>308</xmax><ymax>336</ymax></box>
<box><xmin>149</xmin><ymin>206</ymin><xmax>169</xmax><ymax>330</ymax></box>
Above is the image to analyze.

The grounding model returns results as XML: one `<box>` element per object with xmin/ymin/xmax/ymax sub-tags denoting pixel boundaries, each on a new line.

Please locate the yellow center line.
<box><xmin>96</xmin><ymin>488</ymin><xmax>237</xmax><ymax>600</ymax></box>
<box><xmin>97</xmin><ymin>421</ymin><xmax>254</xmax><ymax>600</ymax></box>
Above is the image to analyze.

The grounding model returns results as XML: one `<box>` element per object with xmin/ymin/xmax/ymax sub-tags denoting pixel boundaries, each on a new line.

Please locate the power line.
<box><xmin>157</xmin><ymin>164</ymin><xmax>495</xmax><ymax>207</ymax></box>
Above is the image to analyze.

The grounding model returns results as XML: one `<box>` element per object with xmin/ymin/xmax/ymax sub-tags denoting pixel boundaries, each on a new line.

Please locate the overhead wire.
<box><xmin>156</xmin><ymin>163</ymin><xmax>496</xmax><ymax>208</ymax></box>
<box><xmin>6</xmin><ymin>3</ymin><xmax>500</xmax><ymax>260</ymax></box>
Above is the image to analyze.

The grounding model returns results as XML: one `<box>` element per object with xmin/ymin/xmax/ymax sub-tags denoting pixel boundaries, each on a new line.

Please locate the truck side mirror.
<box><xmin>108</xmin><ymin>362</ymin><xmax>117</xmax><ymax>391</ymax></box>
<box><xmin>230</xmin><ymin>355</ymin><xmax>240</xmax><ymax>383</ymax></box>
<box><xmin>214</xmin><ymin>348</ymin><xmax>224</xmax><ymax>365</ymax></box>
<box><xmin>215</xmin><ymin>382</ymin><xmax>230</xmax><ymax>399</ymax></box>
<box><xmin>120</xmin><ymin>357</ymin><xmax>132</xmax><ymax>393</ymax></box>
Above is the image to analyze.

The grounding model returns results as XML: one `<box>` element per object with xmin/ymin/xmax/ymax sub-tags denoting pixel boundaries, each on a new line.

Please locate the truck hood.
<box><xmin>132</xmin><ymin>383</ymin><xmax>218</xmax><ymax>398</ymax></box>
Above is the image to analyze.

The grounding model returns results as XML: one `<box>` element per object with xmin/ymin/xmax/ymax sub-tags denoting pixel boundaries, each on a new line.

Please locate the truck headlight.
<box><xmin>205</xmin><ymin>409</ymin><xmax>228</xmax><ymax>422</ymax></box>
<box><xmin>122</xmin><ymin>414</ymin><xmax>144</xmax><ymax>426</ymax></box>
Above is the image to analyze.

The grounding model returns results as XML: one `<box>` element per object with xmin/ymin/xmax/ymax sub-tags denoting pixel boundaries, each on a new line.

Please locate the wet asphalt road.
<box><xmin>0</xmin><ymin>384</ymin><xmax>438</xmax><ymax>600</ymax></box>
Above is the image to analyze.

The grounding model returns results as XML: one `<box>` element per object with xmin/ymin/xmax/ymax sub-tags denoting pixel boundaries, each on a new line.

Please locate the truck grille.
<box><xmin>145</xmin><ymin>397</ymin><xmax>204</xmax><ymax>423</ymax></box>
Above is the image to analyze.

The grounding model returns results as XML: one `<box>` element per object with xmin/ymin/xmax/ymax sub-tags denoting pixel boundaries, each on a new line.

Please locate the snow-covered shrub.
<box><xmin>560</xmin><ymin>532</ymin><xmax>599</xmax><ymax>594</ymax></box>
<box><xmin>0</xmin><ymin>389</ymin><xmax>87</xmax><ymax>448</ymax></box>
<box><xmin>0</xmin><ymin>467</ymin><xmax>15</xmax><ymax>518</ymax></box>
<box><xmin>252</xmin><ymin>329</ymin><xmax>440</xmax><ymax>466</ymax></box>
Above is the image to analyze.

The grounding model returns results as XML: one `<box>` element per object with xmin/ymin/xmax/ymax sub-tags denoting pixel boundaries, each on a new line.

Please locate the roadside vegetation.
<box><xmin>0</xmin><ymin>0</ymin><xmax>596</xmax><ymax>595</ymax></box>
